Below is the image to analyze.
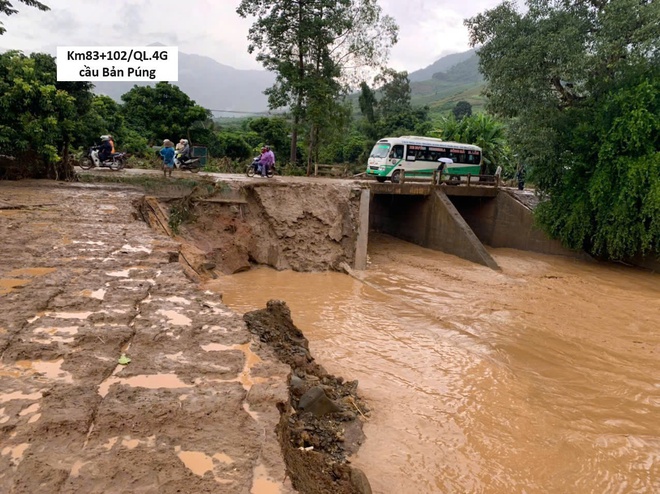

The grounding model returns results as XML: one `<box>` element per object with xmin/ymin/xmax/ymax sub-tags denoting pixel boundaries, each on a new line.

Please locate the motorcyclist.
<box><xmin>98</xmin><ymin>135</ymin><xmax>113</xmax><ymax>162</ymax></box>
<box><xmin>258</xmin><ymin>145</ymin><xmax>275</xmax><ymax>177</ymax></box>
<box><xmin>175</xmin><ymin>139</ymin><xmax>191</xmax><ymax>166</ymax></box>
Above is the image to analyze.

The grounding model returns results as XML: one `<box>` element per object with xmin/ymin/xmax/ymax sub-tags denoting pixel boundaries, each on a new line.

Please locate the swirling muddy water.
<box><xmin>205</xmin><ymin>234</ymin><xmax>660</xmax><ymax>493</ymax></box>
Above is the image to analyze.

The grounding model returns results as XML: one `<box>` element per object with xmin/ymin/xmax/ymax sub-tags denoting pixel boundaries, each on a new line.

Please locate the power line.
<box><xmin>207</xmin><ymin>109</ymin><xmax>272</xmax><ymax>115</ymax></box>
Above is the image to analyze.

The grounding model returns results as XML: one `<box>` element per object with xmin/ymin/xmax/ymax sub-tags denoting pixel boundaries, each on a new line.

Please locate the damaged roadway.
<box><xmin>0</xmin><ymin>180</ymin><xmax>294</xmax><ymax>493</ymax></box>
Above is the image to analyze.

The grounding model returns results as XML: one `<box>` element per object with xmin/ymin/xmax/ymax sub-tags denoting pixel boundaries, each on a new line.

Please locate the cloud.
<box><xmin>380</xmin><ymin>0</ymin><xmax>500</xmax><ymax>71</ymax></box>
<box><xmin>1</xmin><ymin>0</ymin><xmax>501</xmax><ymax>72</ymax></box>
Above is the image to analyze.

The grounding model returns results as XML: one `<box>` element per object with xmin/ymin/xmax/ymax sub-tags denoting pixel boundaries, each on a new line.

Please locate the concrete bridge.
<box><xmin>354</xmin><ymin>181</ymin><xmax>584</xmax><ymax>270</ymax></box>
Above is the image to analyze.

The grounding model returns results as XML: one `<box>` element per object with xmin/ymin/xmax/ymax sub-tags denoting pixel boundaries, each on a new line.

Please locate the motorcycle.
<box><xmin>175</xmin><ymin>155</ymin><xmax>202</xmax><ymax>173</ymax></box>
<box><xmin>245</xmin><ymin>156</ymin><xmax>274</xmax><ymax>178</ymax></box>
<box><xmin>79</xmin><ymin>146</ymin><xmax>126</xmax><ymax>171</ymax></box>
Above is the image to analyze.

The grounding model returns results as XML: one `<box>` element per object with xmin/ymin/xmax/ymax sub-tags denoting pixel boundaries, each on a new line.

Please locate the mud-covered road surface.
<box><xmin>0</xmin><ymin>180</ymin><xmax>294</xmax><ymax>493</ymax></box>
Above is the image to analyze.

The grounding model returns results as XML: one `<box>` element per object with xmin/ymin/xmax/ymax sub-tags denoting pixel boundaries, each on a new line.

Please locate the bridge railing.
<box><xmin>398</xmin><ymin>170</ymin><xmax>501</xmax><ymax>188</ymax></box>
<box><xmin>313</xmin><ymin>163</ymin><xmax>351</xmax><ymax>177</ymax></box>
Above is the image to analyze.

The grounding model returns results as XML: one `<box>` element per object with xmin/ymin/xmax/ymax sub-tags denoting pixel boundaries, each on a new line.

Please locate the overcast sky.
<box><xmin>0</xmin><ymin>0</ymin><xmax>501</xmax><ymax>73</ymax></box>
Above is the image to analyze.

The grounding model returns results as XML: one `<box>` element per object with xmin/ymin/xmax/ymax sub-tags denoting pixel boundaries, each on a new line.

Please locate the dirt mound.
<box><xmin>244</xmin><ymin>300</ymin><xmax>372</xmax><ymax>494</ymax></box>
<box><xmin>137</xmin><ymin>181</ymin><xmax>363</xmax><ymax>278</ymax></box>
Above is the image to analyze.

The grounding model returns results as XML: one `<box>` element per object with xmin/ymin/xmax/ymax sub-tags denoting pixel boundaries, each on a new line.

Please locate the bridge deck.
<box><xmin>368</xmin><ymin>182</ymin><xmax>499</xmax><ymax>197</ymax></box>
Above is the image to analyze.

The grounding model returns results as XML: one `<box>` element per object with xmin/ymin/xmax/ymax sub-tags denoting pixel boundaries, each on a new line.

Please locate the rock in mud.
<box><xmin>290</xmin><ymin>373</ymin><xmax>306</xmax><ymax>396</ymax></box>
<box><xmin>298</xmin><ymin>386</ymin><xmax>341</xmax><ymax>417</ymax></box>
<box><xmin>350</xmin><ymin>468</ymin><xmax>373</xmax><ymax>494</ymax></box>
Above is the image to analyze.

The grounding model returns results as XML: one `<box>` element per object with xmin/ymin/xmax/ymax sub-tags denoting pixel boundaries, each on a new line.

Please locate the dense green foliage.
<box><xmin>121</xmin><ymin>83</ymin><xmax>210</xmax><ymax>145</ymax></box>
<box><xmin>467</xmin><ymin>0</ymin><xmax>660</xmax><ymax>259</ymax></box>
<box><xmin>0</xmin><ymin>51</ymin><xmax>91</xmax><ymax>178</ymax></box>
<box><xmin>452</xmin><ymin>101</ymin><xmax>472</xmax><ymax>120</ymax></box>
<box><xmin>433</xmin><ymin>113</ymin><xmax>511</xmax><ymax>175</ymax></box>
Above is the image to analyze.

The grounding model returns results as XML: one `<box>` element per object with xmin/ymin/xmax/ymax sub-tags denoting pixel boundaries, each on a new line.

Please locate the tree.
<box><xmin>0</xmin><ymin>0</ymin><xmax>49</xmax><ymax>35</ymax></box>
<box><xmin>120</xmin><ymin>82</ymin><xmax>210</xmax><ymax>145</ymax></box>
<box><xmin>452</xmin><ymin>101</ymin><xmax>472</xmax><ymax>120</ymax></box>
<box><xmin>434</xmin><ymin>113</ymin><xmax>510</xmax><ymax>174</ymax></box>
<box><xmin>29</xmin><ymin>53</ymin><xmax>94</xmax><ymax>160</ymax></box>
<box><xmin>237</xmin><ymin>0</ymin><xmax>398</xmax><ymax>164</ymax></box>
<box><xmin>375</xmin><ymin>69</ymin><xmax>411</xmax><ymax>118</ymax></box>
<box><xmin>466</xmin><ymin>0</ymin><xmax>660</xmax><ymax>259</ymax></box>
<box><xmin>0</xmin><ymin>51</ymin><xmax>93</xmax><ymax>179</ymax></box>
<box><xmin>216</xmin><ymin>132</ymin><xmax>252</xmax><ymax>160</ymax></box>
<box><xmin>358</xmin><ymin>81</ymin><xmax>377</xmax><ymax>124</ymax></box>
<box><xmin>247</xmin><ymin>116</ymin><xmax>291</xmax><ymax>158</ymax></box>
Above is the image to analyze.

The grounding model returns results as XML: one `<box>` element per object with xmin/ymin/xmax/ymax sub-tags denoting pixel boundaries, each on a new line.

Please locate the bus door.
<box><xmin>388</xmin><ymin>144</ymin><xmax>404</xmax><ymax>170</ymax></box>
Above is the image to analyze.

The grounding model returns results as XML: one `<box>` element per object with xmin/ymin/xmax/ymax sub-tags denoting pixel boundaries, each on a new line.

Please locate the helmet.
<box><xmin>264</xmin><ymin>145</ymin><xmax>270</xmax><ymax>151</ymax></box>
<box><xmin>100</xmin><ymin>135</ymin><xmax>110</xmax><ymax>141</ymax></box>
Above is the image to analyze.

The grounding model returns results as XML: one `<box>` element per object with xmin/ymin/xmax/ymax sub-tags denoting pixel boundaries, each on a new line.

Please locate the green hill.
<box><xmin>408</xmin><ymin>49</ymin><xmax>478</xmax><ymax>82</ymax></box>
<box><xmin>410</xmin><ymin>51</ymin><xmax>485</xmax><ymax>115</ymax></box>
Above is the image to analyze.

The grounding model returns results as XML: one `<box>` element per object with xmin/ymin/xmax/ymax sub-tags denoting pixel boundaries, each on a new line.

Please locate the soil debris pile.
<box><xmin>138</xmin><ymin>182</ymin><xmax>364</xmax><ymax>278</ymax></box>
<box><xmin>244</xmin><ymin>300</ymin><xmax>372</xmax><ymax>494</ymax></box>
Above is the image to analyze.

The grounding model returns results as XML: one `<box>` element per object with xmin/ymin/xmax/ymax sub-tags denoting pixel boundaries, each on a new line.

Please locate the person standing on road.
<box><xmin>160</xmin><ymin>139</ymin><xmax>175</xmax><ymax>178</ymax></box>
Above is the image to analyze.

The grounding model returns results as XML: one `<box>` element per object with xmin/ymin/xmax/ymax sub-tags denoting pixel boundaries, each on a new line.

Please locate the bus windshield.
<box><xmin>369</xmin><ymin>143</ymin><xmax>391</xmax><ymax>159</ymax></box>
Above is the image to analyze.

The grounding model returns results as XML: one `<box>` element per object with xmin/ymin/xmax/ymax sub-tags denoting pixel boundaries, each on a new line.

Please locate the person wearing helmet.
<box><xmin>176</xmin><ymin>139</ymin><xmax>191</xmax><ymax>165</ymax></box>
<box><xmin>98</xmin><ymin>135</ymin><xmax>113</xmax><ymax>162</ymax></box>
<box><xmin>174</xmin><ymin>139</ymin><xmax>184</xmax><ymax>167</ymax></box>
<box><xmin>259</xmin><ymin>145</ymin><xmax>275</xmax><ymax>177</ymax></box>
<box><xmin>160</xmin><ymin>139</ymin><xmax>175</xmax><ymax>177</ymax></box>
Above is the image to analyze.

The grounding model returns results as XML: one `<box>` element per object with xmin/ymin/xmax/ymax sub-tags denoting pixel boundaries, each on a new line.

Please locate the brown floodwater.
<box><xmin>206</xmin><ymin>233</ymin><xmax>660</xmax><ymax>494</ymax></box>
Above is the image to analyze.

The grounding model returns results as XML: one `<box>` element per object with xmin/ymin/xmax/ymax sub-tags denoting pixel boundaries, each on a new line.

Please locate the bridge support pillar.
<box><xmin>354</xmin><ymin>187</ymin><xmax>370</xmax><ymax>270</ymax></box>
<box><xmin>428</xmin><ymin>190</ymin><xmax>500</xmax><ymax>270</ymax></box>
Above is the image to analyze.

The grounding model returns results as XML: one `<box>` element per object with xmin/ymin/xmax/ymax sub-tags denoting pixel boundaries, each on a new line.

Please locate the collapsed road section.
<box><xmin>137</xmin><ymin>179</ymin><xmax>370</xmax><ymax>278</ymax></box>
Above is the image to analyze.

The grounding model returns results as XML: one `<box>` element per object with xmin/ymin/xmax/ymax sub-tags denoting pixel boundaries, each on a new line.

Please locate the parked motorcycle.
<box><xmin>79</xmin><ymin>146</ymin><xmax>126</xmax><ymax>171</ymax></box>
<box><xmin>245</xmin><ymin>156</ymin><xmax>274</xmax><ymax>178</ymax></box>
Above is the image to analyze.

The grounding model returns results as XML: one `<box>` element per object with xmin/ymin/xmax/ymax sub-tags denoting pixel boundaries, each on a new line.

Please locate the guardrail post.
<box><xmin>314</xmin><ymin>162</ymin><xmax>318</xmax><ymax>176</ymax></box>
<box><xmin>399</xmin><ymin>169</ymin><xmax>405</xmax><ymax>184</ymax></box>
<box><xmin>467</xmin><ymin>173</ymin><xmax>472</xmax><ymax>186</ymax></box>
<box><xmin>432</xmin><ymin>170</ymin><xmax>437</xmax><ymax>186</ymax></box>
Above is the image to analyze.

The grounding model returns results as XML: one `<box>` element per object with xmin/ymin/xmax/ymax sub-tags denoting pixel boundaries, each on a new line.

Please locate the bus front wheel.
<box><xmin>376</xmin><ymin>176</ymin><xmax>386</xmax><ymax>183</ymax></box>
<box><xmin>391</xmin><ymin>170</ymin><xmax>401</xmax><ymax>184</ymax></box>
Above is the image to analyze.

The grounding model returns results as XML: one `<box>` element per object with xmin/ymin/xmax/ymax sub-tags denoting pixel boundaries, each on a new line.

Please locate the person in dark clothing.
<box><xmin>98</xmin><ymin>135</ymin><xmax>113</xmax><ymax>162</ymax></box>
<box><xmin>516</xmin><ymin>164</ymin><xmax>527</xmax><ymax>190</ymax></box>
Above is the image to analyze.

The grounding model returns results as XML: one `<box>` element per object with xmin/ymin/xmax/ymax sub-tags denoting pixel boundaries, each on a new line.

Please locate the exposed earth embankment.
<box><xmin>137</xmin><ymin>180</ymin><xmax>364</xmax><ymax>278</ymax></box>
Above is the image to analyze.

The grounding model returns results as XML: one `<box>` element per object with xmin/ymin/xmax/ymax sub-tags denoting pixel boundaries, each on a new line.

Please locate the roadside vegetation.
<box><xmin>466</xmin><ymin>0</ymin><xmax>659</xmax><ymax>260</ymax></box>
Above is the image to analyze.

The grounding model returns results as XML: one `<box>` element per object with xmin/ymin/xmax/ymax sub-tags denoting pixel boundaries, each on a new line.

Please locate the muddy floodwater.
<box><xmin>206</xmin><ymin>233</ymin><xmax>660</xmax><ymax>493</ymax></box>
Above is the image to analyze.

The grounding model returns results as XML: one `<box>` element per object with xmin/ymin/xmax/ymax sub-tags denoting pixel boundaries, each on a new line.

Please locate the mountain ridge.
<box><xmin>89</xmin><ymin>46</ymin><xmax>482</xmax><ymax>116</ymax></box>
<box><xmin>92</xmin><ymin>47</ymin><xmax>276</xmax><ymax>116</ymax></box>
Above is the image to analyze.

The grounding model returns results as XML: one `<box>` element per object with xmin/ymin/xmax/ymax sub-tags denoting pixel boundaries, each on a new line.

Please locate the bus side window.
<box><xmin>390</xmin><ymin>145</ymin><xmax>404</xmax><ymax>159</ymax></box>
